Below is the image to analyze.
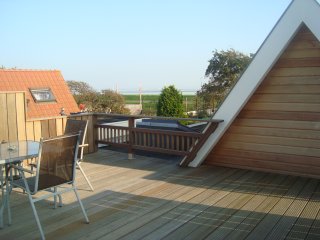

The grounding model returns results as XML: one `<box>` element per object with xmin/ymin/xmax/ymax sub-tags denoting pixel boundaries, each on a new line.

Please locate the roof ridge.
<box><xmin>0</xmin><ymin>69</ymin><xmax>60</xmax><ymax>72</ymax></box>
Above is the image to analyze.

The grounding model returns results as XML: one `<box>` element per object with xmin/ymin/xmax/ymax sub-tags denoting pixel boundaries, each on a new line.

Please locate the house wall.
<box><xmin>0</xmin><ymin>91</ymin><xmax>96</xmax><ymax>154</ymax></box>
<box><xmin>204</xmin><ymin>25</ymin><xmax>320</xmax><ymax>178</ymax></box>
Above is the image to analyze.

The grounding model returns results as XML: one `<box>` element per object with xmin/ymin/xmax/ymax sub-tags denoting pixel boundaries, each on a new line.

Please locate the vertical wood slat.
<box><xmin>7</xmin><ymin>93</ymin><xmax>18</xmax><ymax>142</ymax></box>
<box><xmin>0</xmin><ymin>93</ymin><xmax>9</xmax><ymax>141</ymax></box>
<box><xmin>56</xmin><ymin>118</ymin><xmax>64</xmax><ymax>136</ymax></box>
<box><xmin>41</xmin><ymin>120</ymin><xmax>50</xmax><ymax>139</ymax></box>
<box><xmin>25</xmin><ymin>121</ymin><xmax>35</xmax><ymax>141</ymax></box>
<box><xmin>16</xmin><ymin>92</ymin><xmax>26</xmax><ymax>141</ymax></box>
<box><xmin>33</xmin><ymin>121</ymin><xmax>42</xmax><ymax>141</ymax></box>
<box><xmin>48</xmin><ymin>119</ymin><xmax>57</xmax><ymax>137</ymax></box>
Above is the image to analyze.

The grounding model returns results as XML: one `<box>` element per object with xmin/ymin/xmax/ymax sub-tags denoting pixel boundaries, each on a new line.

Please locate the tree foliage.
<box><xmin>67</xmin><ymin>80</ymin><xmax>96</xmax><ymax>96</ymax></box>
<box><xmin>66</xmin><ymin>80</ymin><xmax>129</xmax><ymax>114</ymax></box>
<box><xmin>157</xmin><ymin>85</ymin><xmax>184</xmax><ymax>117</ymax></box>
<box><xmin>97</xmin><ymin>89</ymin><xmax>130</xmax><ymax>114</ymax></box>
<box><xmin>197</xmin><ymin>49</ymin><xmax>252</xmax><ymax>111</ymax></box>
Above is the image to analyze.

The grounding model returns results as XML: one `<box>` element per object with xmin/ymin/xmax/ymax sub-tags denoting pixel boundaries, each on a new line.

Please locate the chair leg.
<box><xmin>52</xmin><ymin>187</ymin><xmax>63</xmax><ymax>208</ymax></box>
<box><xmin>73</xmin><ymin>185</ymin><xmax>89</xmax><ymax>224</ymax></box>
<box><xmin>18</xmin><ymin>171</ymin><xmax>45</xmax><ymax>240</ymax></box>
<box><xmin>53</xmin><ymin>188</ymin><xmax>57</xmax><ymax>209</ymax></box>
<box><xmin>27</xmin><ymin>194</ymin><xmax>46</xmax><ymax>240</ymax></box>
<box><xmin>0</xmin><ymin>166</ymin><xmax>4</xmax><ymax>228</ymax></box>
<box><xmin>5</xmin><ymin>165</ymin><xmax>12</xmax><ymax>226</ymax></box>
<box><xmin>77</xmin><ymin>162</ymin><xmax>94</xmax><ymax>191</ymax></box>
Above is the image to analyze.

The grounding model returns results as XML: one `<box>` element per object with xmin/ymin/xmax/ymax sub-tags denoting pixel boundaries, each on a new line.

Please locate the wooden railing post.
<box><xmin>90</xmin><ymin>114</ymin><xmax>99</xmax><ymax>153</ymax></box>
<box><xmin>128</xmin><ymin>116</ymin><xmax>135</xmax><ymax>159</ymax></box>
<box><xmin>179</xmin><ymin>121</ymin><xmax>220</xmax><ymax>167</ymax></box>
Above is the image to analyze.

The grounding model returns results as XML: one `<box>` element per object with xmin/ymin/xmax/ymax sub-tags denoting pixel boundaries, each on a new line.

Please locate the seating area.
<box><xmin>1</xmin><ymin>148</ymin><xmax>319</xmax><ymax>240</ymax></box>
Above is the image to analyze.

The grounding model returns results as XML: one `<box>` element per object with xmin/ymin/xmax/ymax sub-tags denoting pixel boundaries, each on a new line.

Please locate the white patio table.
<box><xmin>0</xmin><ymin>140</ymin><xmax>39</xmax><ymax>228</ymax></box>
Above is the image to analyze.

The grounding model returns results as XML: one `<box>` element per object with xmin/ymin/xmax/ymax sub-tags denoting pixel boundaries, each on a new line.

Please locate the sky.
<box><xmin>0</xmin><ymin>0</ymin><xmax>293</xmax><ymax>93</ymax></box>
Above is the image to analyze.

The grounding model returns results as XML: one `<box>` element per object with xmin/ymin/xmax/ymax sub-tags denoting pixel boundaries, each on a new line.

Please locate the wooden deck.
<box><xmin>1</xmin><ymin>148</ymin><xmax>320</xmax><ymax>240</ymax></box>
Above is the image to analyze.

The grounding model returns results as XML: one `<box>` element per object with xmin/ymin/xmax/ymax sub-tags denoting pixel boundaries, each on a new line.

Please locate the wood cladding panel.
<box><xmin>281</xmin><ymin>49</ymin><xmax>320</xmax><ymax>58</ymax></box>
<box><xmin>256</xmin><ymin>85</ymin><xmax>320</xmax><ymax>94</ymax></box>
<box><xmin>262</xmin><ymin>76</ymin><xmax>320</xmax><ymax>85</ymax></box>
<box><xmin>238</xmin><ymin>110</ymin><xmax>320</xmax><ymax>122</ymax></box>
<box><xmin>223</xmin><ymin>133</ymin><xmax>320</xmax><ymax>149</ymax></box>
<box><xmin>205</xmin><ymin>25</ymin><xmax>320</xmax><ymax>178</ymax></box>
<box><xmin>232</xmin><ymin>118</ymin><xmax>320</xmax><ymax>130</ymax></box>
<box><xmin>7</xmin><ymin>93</ymin><xmax>18</xmax><ymax>142</ymax></box>
<box><xmin>25</xmin><ymin>121</ymin><xmax>35</xmax><ymax>141</ymax></box>
<box><xmin>16</xmin><ymin>92</ymin><xmax>26</xmax><ymax>141</ymax></box>
<box><xmin>0</xmin><ymin>93</ymin><xmax>9</xmax><ymax>141</ymax></box>
<box><xmin>218</xmin><ymin>141</ymin><xmax>320</xmax><ymax>158</ymax></box>
<box><xmin>244</xmin><ymin>102</ymin><xmax>320</xmax><ymax>112</ymax></box>
<box><xmin>250</xmin><ymin>94</ymin><xmax>320</xmax><ymax>103</ymax></box>
<box><xmin>228</xmin><ymin>126</ymin><xmax>320</xmax><ymax>140</ymax></box>
<box><xmin>0</xmin><ymin>93</ymin><xmax>97</xmax><ymax>154</ymax></box>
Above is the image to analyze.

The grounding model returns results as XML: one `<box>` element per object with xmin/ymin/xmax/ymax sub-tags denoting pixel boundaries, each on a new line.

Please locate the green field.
<box><xmin>124</xmin><ymin>94</ymin><xmax>196</xmax><ymax>115</ymax></box>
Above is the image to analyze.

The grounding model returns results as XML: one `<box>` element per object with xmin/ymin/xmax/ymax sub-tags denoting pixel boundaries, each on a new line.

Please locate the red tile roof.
<box><xmin>0</xmin><ymin>69</ymin><xmax>79</xmax><ymax>118</ymax></box>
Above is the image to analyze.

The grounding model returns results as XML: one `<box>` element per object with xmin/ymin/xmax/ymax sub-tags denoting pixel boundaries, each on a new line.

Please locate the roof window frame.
<box><xmin>29</xmin><ymin>88</ymin><xmax>56</xmax><ymax>103</ymax></box>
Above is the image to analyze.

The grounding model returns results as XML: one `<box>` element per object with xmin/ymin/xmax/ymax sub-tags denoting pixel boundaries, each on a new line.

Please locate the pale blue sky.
<box><xmin>1</xmin><ymin>0</ymin><xmax>292</xmax><ymax>93</ymax></box>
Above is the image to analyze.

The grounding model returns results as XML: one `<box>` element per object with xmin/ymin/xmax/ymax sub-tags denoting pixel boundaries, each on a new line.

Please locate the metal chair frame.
<box><xmin>10</xmin><ymin>133</ymin><xmax>89</xmax><ymax>240</ymax></box>
<box><xmin>64</xmin><ymin>119</ymin><xmax>94</xmax><ymax>191</ymax></box>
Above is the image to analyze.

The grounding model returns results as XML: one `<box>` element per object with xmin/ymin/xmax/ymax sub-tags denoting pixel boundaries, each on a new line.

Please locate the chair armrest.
<box><xmin>79</xmin><ymin>144</ymin><xmax>89</xmax><ymax>148</ymax></box>
<box><xmin>11</xmin><ymin>164</ymin><xmax>34</xmax><ymax>174</ymax></box>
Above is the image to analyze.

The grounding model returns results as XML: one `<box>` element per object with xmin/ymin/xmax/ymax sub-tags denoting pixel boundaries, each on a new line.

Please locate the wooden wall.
<box><xmin>205</xmin><ymin>25</ymin><xmax>320</xmax><ymax>178</ymax></box>
<box><xmin>0</xmin><ymin>91</ymin><xmax>96</xmax><ymax>154</ymax></box>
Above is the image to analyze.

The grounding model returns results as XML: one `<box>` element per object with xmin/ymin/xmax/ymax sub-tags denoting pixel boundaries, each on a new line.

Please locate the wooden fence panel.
<box><xmin>16</xmin><ymin>92</ymin><xmax>26</xmax><ymax>141</ymax></box>
<box><xmin>7</xmin><ymin>93</ymin><xmax>18</xmax><ymax>142</ymax></box>
<box><xmin>0</xmin><ymin>93</ymin><xmax>9</xmax><ymax>141</ymax></box>
<box><xmin>0</xmin><ymin>92</ymin><xmax>96</xmax><ymax>155</ymax></box>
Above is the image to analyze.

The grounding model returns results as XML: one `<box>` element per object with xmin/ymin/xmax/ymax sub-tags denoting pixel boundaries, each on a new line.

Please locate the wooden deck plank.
<box><xmin>221</xmin><ymin>175</ymin><xmax>296</xmax><ymax>240</ymax></box>
<box><xmin>75</xmin><ymin>168</ymin><xmax>236</xmax><ymax>240</ymax></box>
<box><xmin>0</xmin><ymin>148</ymin><xmax>320</xmax><ymax>240</ymax></box>
<box><xmin>203</xmin><ymin>174</ymin><xmax>288</xmax><ymax>240</ymax></box>
<box><xmin>287</xmin><ymin>182</ymin><xmax>320</xmax><ymax>239</ymax></box>
<box><xmin>118</xmin><ymin>169</ymin><xmax>243</xmax><ymax>240</ymax></box>
<box><xmin>161</xmin><ymin>171</ymin><xmax>268</xmax><ymax>240</ymax></box>
<box><xmin>264</xmin><ymin>179</ymin><xmax>319</xmax><ymax>240</ymax></box>
<box><xmin>246</xmin><ymin>177</ymin><xmax>310</xmax><ymax>240</ymax></box>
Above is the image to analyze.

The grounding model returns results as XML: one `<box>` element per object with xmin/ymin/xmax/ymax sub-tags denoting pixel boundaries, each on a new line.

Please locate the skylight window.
<box><xmin>30</xmin><ymin>88</ymin><xmax>56</xmax><ymax>102</ymax></box>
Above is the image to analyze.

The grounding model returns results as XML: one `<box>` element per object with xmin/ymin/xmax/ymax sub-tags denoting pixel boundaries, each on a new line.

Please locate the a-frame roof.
<box><xmin>190</xmin><ymin>0</ymin><xmax>320</xmax><ymax>167</ymax></box>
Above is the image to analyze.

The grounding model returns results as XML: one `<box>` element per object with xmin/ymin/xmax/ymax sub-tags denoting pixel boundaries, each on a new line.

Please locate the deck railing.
<box><xmin>97</xmin><ymin>124</ymin><xmax>203</xmax><ymax>156</ymax></box>
<box><xmin>93</xmin><ymin>113</ymin><xmax>223</xmax><ymax>165</ymax></box>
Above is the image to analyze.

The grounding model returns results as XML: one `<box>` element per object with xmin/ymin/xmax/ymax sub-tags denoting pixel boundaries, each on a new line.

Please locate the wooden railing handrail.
<box><xmin>76</xmin><ymin>112</ymin><xmax>223</xmax><ymax>123</ymax></box>
<box><xmin>96</xmin><ymin>124</ymin><xmax>203</xmax><ymax>138</ymax></box>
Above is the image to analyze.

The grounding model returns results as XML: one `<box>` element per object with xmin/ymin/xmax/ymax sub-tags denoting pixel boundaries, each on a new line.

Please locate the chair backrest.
<box><xmin>34</xmin><ymin>133</ymin><xmax>80</xmax><ymax>192</ymax></box>
<box><xmin>64</xmin><ymin>119</ymin><xmax>88</xmax><ymax>160</ymax></box>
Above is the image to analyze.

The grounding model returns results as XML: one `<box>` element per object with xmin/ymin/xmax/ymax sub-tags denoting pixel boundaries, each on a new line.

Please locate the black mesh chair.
<box><xmin>29</xmin><ymin>119</ymin><xmax>94</xmax><ymax>191</ymax></box>
<box><xmin>10</xmin><ymin>133</ymin><xmax>89</xmax><ymax>240</ymax></box>
<box><xmin>64</xmin><ymin>119</ymin><xmax>94</xmax><ymax>191</ymax></box>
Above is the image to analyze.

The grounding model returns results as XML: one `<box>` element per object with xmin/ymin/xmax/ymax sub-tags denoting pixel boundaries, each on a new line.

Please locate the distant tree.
<box><xmin>98</xmin><ymin>89</ymin><xmax>130</xmax><ymax>114</ymax></box>
<box><xmin>66</xmin><ymin>81</ymin><xmax>129</xmax><ymax>114</ymax></box>
<box><xmin>197</xmin><ymin>49</ymin><xmax>252</xmax><ymax>112</ymax></box>
<box><xmin>67</xmin><ymin>80</ymin><xmax>96</xmax><ymax>95</ymax></box>
<box><xmin>157</xmin><ymin>85</ymin><xmax>184</xmax><ymax>117</ymax></box>
<box><xmin>0</xmin><ymin>65</ymin><xmax>17</xmax><ymax>69</ymax></box>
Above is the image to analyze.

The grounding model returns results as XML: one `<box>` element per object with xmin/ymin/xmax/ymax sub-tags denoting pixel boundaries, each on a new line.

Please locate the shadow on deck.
<box><xmin>1</xmin><ymin>148</ymin><xmax>320</xmax><ymax>240</ymax></box>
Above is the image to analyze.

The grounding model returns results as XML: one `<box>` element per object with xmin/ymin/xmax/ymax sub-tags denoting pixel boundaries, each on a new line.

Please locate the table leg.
<box><xmin>0</xmin><ymin>164</ymin><xmax>12</xmax><ymax>228</ymax></box>
<box><xmin>0</xmin><ymin>165</ymin><xmax>5</xmax><ymax>228</ymax></box>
